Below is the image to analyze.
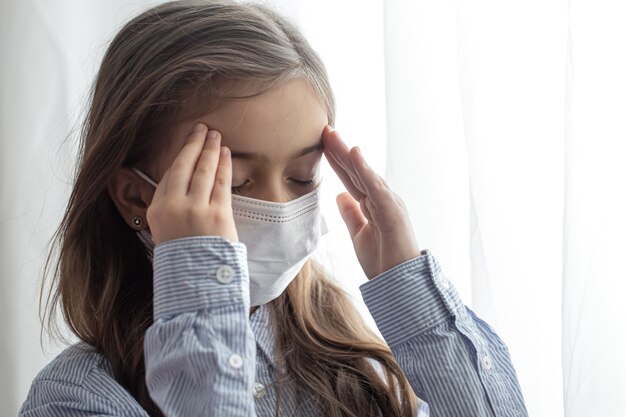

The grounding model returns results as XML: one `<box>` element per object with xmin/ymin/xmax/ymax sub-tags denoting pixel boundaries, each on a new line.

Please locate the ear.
<box><xmin>106</xmin><ymin>167</ymin><xmax>155</xmax><ymax>229</ymax></box>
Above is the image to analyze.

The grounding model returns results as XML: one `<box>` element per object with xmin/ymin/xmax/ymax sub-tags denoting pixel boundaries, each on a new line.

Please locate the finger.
<box><xmin>324</xmin><ymin>147</ymin><xmax>366</xmax><ymax>201</ymax></box>
<box><xmin>336</xmin><ymin>192</ymin><xmax>368</xmax><ymax>239</ymax></box>
<box><xmin>351</xmin><ymin>146</ymin><xmax>391</xmax><ymax>209</ymax></box>
<box><xmin>321</xmin><ymin>128</ymin><xmax>366</xmax><ymax>194</ymax></box>
<box><xmin>152</xmin><ymin>168</ymin><xmax>170</xmax><ymax>201</ymax></box>
<box><xmin>167</xmin><ymin>123</ymin><xmax>208</xmax><ymax>196</ymax></box>
<box><xmin>360</xmin><ymin>194</ymin><xmax>374</xmax><ymax>223</ymax></box>
<box><xmin>326</xmin><ymin>145</ymin><xmax>367</xmax><ymax>195</ymax></box>
<box><xmin>322</xmin><ymin>128</ymin><xmax>367</xmax><ymax>192</ymax></box>
<box><xmin>188</xmin><ymin>130</ymin><xmax>221</xmax><ymax>201</ymax></box>
<box><xmin>210</xmin><ymin>146</ymin><xmax>233</xmax><ymax>206</ymax></box>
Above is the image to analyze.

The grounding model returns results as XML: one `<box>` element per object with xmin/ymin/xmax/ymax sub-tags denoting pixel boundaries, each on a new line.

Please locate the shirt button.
<box><xmin>481</xmin><ymin>355</ymin><xmax>492</xmax><ymax>370</ymax></box>
<box><xmin>228</xmin><ymin>353</ymin><xmax>243</xmax><ymax>369</ymax></box>
<box><xmin>253</xmin><ymin>382</ymin><xmax>266</xmax><ymax>398</ymax></box>
<box><xmin>215</xmin><ymin>265</ymin><xmax>235</xmax><ymax>284</ymax></box>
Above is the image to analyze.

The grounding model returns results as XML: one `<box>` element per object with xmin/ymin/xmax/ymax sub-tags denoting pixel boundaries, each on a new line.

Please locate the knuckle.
<box><xmin>184</xmin><ymin>204</ymin><xmax>205</xmax><ymax>218</ymax></box>
<box><xmin>214</xmin><ymin>175</ymin><xmax>227</xmax><ymax>187</ymax></box>
<box><xmin>170</xmin><ymin>160</ymin><xmax>186</xmax><ymax>171</ymax></box>
<box><xmin>374</xmin><ymin>182</ymin><xmax>387</xmax><ymax>193</ymax></box>
<box><xmin>213</xmin><ymin>210</ymin><xmax>232</xmax><ymax>224</ymax></box>
<box><xmin>194</xmin><ymin>166</ymin><xmax>211</xmax><ymax>176</ymax></box>
<box><xmin>199</xmin><ymin>148</ymin><xmax>215</xmax><ymax>160</ymax></box>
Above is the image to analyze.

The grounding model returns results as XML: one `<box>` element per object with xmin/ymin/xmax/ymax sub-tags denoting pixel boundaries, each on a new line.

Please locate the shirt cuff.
<box><xmin>359</xmin><ymin>249</ymin><xmax>465</xmax><ymax>347</ymax></box>
<box><xmin>152</xmin><ymin>235</ymin><xmax>249</xmax><ymax>320</ymax></box>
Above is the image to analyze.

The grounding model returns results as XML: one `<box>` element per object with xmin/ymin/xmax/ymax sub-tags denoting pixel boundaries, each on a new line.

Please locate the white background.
<box><xmin>1</xmin><ymin>1</ymin><xmax>625</xmax><ymax>416</ymax></box>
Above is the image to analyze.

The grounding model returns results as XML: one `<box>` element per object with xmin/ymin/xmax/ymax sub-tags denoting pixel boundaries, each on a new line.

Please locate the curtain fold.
<box><xmin>562</xmin><ymin>0</ymin><xmax>626</xmax><ymax>415</ymax></box>
<box><xmin>384</xmin><ymin>1</ymin><xmax>625</xmax><ymax>416</ymax></box>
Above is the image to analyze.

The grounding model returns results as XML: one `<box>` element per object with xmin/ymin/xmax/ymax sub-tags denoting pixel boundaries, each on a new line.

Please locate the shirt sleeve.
<box><xmin>143</xmin><ymin>235</ymin><xmax>258</xmax><ymax>417</ymax></box>
<box><xmin>359</xmin><ymin>249</ymin><xmax>529</xmax><ymax>417</ymax></box>
<box><xmin>19</xmin><ymin>235</ymin><xmax>257</xmax><ymax>417</ymax></box>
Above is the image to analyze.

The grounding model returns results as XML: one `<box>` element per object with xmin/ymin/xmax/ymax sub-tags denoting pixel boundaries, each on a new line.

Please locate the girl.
<box><xmin>20</xmin><ymin>1</ymin><xmax>528</xmax><ymax>416</ymax></box>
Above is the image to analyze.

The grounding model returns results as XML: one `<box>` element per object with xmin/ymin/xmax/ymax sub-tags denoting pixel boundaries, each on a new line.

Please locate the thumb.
<box><xmin>336</xmin><ymin>192</ymin><xmax>367</xmax><ymax>239</ymax></box>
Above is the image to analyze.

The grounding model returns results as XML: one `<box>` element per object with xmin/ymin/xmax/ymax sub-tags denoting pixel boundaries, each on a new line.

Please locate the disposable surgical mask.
<box><xmin>131</xmin><ymin>167</ymin><xmax>329</xmax><ymax>306</ymax></box>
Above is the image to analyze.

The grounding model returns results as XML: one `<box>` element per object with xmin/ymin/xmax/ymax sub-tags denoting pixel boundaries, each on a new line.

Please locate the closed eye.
<box><xmin>231</xmin><ymin>178</ymin><xmax>318</xmax><ymax>195</ymax></box>
<box><xmin>293</xmin><ymin>179</ymin><xmax>316</xmax><ymax>187</ymax></box>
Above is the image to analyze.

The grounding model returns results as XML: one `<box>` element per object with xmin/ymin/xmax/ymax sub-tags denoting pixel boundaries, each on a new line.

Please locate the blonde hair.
<box><xmin>40</xmin><ymin>1</ymin><xmax>419</xmax><ymax>416</ymax></box>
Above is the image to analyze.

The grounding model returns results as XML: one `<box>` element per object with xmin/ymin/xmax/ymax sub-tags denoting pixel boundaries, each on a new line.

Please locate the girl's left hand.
<box><xmin>321</xmin><ymin>125</ymin><xmax>422</xmax><ymax>280</ymax></box>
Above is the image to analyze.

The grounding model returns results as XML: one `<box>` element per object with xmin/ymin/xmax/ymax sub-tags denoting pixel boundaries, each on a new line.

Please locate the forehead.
<box><xmin>164</xmin><ymin>78</ymin><xmax>328</xmax><ymax>168</ymax></box>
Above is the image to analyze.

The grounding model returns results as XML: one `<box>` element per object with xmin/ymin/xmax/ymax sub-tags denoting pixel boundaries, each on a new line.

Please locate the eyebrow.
<box><xmin>230</xmin><ymin>141</ymin><xmax>324</xmax><ymax>162</ymax></box>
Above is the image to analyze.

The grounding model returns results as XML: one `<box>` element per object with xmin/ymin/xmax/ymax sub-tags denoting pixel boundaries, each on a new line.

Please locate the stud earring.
<box><xmin>132</xmin><ymin>216</ymin><xmax>143</xmax><ymax>227</ymax></box>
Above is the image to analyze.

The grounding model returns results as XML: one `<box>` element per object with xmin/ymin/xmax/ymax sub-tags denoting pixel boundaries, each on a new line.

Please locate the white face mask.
<box><xmin>131</xmin><ymin>167</ymin><xmax>329</xmax><ymax>306</ymax></box>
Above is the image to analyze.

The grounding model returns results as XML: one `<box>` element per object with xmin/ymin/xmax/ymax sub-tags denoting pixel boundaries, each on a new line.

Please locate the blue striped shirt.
<box><xmin>19</xmin><ymin>235</ymin><xmax>528</xmax><ymax>416</ymax></box>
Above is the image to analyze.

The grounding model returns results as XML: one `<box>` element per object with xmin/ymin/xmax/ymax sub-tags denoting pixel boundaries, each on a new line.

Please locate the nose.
<box><xmin>254</xmin><ymin>184</ymin><xmax>295</xmax><ymax>204</ymax></box>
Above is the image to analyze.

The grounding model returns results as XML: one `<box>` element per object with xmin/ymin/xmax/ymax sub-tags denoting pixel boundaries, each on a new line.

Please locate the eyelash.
<box><xmin>231</xmin><ymin>179</ymin><xmax>317</xmax><ymax>195</ymax></box>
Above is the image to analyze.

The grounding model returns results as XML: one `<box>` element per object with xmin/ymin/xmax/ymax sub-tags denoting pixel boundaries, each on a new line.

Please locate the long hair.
<box><xmin>39</xmin><ymin>1</ymin><xmax>419</xmax><ymax>416</ymax></box>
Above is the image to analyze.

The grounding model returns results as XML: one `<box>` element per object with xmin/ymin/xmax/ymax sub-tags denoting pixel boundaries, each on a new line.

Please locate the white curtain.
<box><xmin>1</xmin><ymin>1</ymin><xmax>624</xmax><ymax>416</ymax></box>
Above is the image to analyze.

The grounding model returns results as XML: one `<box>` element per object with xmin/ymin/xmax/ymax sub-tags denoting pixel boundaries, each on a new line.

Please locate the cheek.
<box><xmin>231</xmin><ymin>165</ymin><xmax>249</xmax><ymax>183</ymax></box>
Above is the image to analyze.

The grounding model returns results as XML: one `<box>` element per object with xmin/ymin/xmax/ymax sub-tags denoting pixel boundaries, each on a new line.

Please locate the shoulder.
<box><xmin>20</xmin><ymin>341</ymin><xmax>147</xmax><ymax>416</ymax></box>
<box><xmin>33</xmin><ymin>340</ymin><xmax>107</xmax><ymax>385</ymax></box>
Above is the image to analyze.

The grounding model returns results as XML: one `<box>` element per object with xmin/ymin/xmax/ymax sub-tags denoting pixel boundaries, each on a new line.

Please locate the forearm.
<box><xmin>144</xmin><ymin>236</ymin><xmax>257</xmax><ymax>416</ymax></box>
<box><xmin>360</xmin><ymin>249</ymin><xmax>528</xmax><ymax>417</ymax></box>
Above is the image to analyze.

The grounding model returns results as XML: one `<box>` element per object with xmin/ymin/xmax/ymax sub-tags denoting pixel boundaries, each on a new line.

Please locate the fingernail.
<box><xmin>208</xmin><ymin>130</ymin><xmax>219</xmax><ymax>140</ymax></box>
<box><xmin>192</xmin><ymin>123</ymin><xmax>207</xmax><ymax>133</ymax></box>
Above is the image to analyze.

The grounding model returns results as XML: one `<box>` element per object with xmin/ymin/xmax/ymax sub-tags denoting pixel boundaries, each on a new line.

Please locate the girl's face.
<box><xmin>151</xmin><ymin>77</ymin><xmax>328</xmax><ymax>203</ymax></box>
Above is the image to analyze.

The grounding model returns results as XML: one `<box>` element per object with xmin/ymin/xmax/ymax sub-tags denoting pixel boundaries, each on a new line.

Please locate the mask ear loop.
<box><xmin>132</xmin><ymin>167</ymin><xmax>159</xmax><ymax>188</ymax></box>
<box><xmin>320</xmin><ymin>214</ymin><xmax>329</xmax><ymax>235</ymax></box>
<box><xmin>137</xmin><ymin>228</ymin><xmax>154</xmax><ymax>247</ymax></box>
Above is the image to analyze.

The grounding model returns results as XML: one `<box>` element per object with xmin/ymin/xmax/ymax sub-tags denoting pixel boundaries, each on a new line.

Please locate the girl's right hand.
<box><xmin>145</xmin><ymin>123</ymin><xmax>239</xmax><ymax>246</ymax></box>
